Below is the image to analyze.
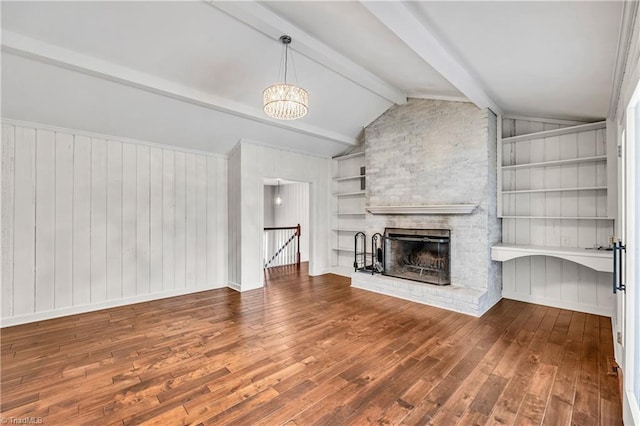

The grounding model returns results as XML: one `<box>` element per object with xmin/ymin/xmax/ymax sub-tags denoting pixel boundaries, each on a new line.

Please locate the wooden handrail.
<box><xmin>264</xmin><ymin>226</ymin><xmax>299</xmax><ymax>231</ymax></box>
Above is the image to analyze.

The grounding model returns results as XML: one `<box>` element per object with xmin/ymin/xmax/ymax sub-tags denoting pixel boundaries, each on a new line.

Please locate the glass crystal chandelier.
<box><xmin>263</xmin><ymin>35</ymin><xmax>309</xmax><ymax>120</ymax></box>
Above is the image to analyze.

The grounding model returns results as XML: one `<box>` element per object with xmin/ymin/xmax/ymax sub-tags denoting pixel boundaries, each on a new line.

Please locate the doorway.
<box><xmin>263</xmin><ymin>178</ymin><xmax>310</xmax><ymax>273</ymax></box>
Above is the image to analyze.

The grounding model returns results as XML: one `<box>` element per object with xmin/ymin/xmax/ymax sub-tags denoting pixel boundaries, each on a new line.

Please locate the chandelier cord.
<box><xmin>284</xmin><ymin>43</ymin><xmax>288</xmax><ymax>83</ymax></box>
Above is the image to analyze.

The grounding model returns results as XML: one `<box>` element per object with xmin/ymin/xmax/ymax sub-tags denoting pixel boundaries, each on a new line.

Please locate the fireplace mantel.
<box><xmin>366</xmin><ymin>204</ymin><xmax>477</xmax><ymax>215</ymax></box>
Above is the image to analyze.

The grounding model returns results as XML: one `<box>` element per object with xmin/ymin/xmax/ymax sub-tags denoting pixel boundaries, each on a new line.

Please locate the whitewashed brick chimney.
<box><xmin>353</xmin><ymin>98</ymin><xmax>502</xmax><ymax>316</ymax></box>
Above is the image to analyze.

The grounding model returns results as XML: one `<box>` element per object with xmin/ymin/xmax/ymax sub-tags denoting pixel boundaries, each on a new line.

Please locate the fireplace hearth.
<box><xmin>383</xmin><ymin>228</ymin><xmax>450</xmax><ymax>285</ymax></box>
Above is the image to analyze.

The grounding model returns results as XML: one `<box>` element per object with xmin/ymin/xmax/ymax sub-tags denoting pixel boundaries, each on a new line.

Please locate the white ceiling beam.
<box><xmin>208</xmin><ymin>0</ymin><xmax>407</xmax><ymax>106</ymax></box>
<box><xmin>361</xmin><ymin>1</ymin><xmax>502</xmax><ymax>115</ymax></box>
<box><xmin>2</xmin><ymin>30</ymin><xmax>356</xmax><ymax>146</ymax></box>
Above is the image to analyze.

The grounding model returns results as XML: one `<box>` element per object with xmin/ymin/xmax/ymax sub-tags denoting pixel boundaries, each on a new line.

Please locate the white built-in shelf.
<box><xmin>501</xmin><ymin>121</ymin><xmax>606</xmax><ymax>144</ymax></box>
<box><xmin>333</xmin><ymin>246</ymin><xmax>369</xmax><ymax>254</ymax></box>
<box><xmin>501</xmin><ymin>155</ymin><xmax>607</xmax><ymax>170</ymax></box>
<box><xmin>333</xmin><ymin>151</ymin><xmax>365</xmax><ymax>161</ymax></box>
<box><xmin>498</xmin><ymin>120</ymin><xmax>613</xmax><ymax>221</ymax></box>
<box><xmin>333</xmin><ymin>149</ymin><xmax>366</xmax><ymax>272</ymax></box>
<box><xmin>502</xmin><ymin>186</ymin><xmax>607</xmax><ymax>194</ymax></box>
<box><xmin>491</xmin><ymin>243</ymin><xmax>613</xmax><ymax>272</ymax></box>
<box><xmin>500</xmin><ymin>216</ymin><xmax>613</xmax><ymax>220</ymax></box>
<box><xmin>334</xmin><ymin>175</ymin><xmax>366</xmax><ymax>181</ymax></box>
<box><xmin>333</xmin><ymin>191</ymin><xmax>366</xmax><ymax>197</ymax></box>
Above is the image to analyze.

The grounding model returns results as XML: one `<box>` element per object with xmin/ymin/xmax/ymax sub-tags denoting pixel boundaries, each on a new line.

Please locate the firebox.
<box><xmin>383</xmin><ymin>228</ymin><xmax>451</xmax><ymax>285</ymax></box>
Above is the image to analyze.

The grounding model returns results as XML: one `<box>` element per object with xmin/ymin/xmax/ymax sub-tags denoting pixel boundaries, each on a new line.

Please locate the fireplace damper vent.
<box><xmin>383</xmin><ymin>228</ymin><xmax>450</xmax><ymax>285</ymax></box>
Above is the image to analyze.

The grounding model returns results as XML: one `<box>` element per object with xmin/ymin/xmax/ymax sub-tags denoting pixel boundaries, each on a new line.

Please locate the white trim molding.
<box><xmin>503</xmin><ymin>291</ymin><xmax>612</xmax><ymax>318</ymax></box>
<box><xmin>366</xmin><ymin>204</ymin><xmax>478</xmax><ymax>215</ymax></box>
<box><xmin>609</xmin><ymin>0</ymin><xmax>640</xmax><ymax>119</ymax></box>
<box><xmin>0</xmin><ymin>284</ymin><xmax>226</xmax><ymax>328</ymax></box>
<box><xmin>227</xmin><ymin>282</ymin><xmax>242</xmax><ymax>292</ymax></box>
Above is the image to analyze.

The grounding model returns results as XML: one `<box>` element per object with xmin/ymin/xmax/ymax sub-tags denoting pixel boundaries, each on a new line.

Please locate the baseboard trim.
<box><xmin>227</xmin><ymin>281</ymin><xmax>241</xmax><ymax>292</ymax></box>
<box><xmin>311</xmin><ymin>268</ymin><xmax>333</xmax><ymax>277</ymax></box>
<box><xmin>1</xmin><ymin>284</ymin><xmax>227</xmax><ymax>328</ymax></box>
<box><xmin>502</xmin><ymin>291</ymin><xmax>613</xmax><ymax>317</ymax></box>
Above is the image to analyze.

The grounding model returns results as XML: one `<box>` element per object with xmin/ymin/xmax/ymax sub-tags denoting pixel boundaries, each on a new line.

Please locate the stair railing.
<box><xmin>264</xmin><ymin>224</ymin><xmax>301</xmax><ymax>269</ymax></box>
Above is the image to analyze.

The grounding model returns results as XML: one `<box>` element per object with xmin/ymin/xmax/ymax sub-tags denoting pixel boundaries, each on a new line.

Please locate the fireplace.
<box><xmin>383</xmin><ymin>228</ymin><xmax>451</xmax><ymax>285</ymax></box>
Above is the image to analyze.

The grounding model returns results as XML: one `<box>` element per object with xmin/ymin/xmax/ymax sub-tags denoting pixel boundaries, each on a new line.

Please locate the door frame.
<box><xmin>621</xmin><ymin>78</ymin><xmax>640</xmax><ymax>424</ymax></box>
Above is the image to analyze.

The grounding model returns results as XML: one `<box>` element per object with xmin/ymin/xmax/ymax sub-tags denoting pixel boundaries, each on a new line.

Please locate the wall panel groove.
<box><xmin>1</xmin><ymin>125</ymin><xmax>16</xmax><ymax>318</ymax></box>
<box><xmin>1</xmin><ymin>122</ymin><xmax>227</xmax><ymax>326</ymax></box>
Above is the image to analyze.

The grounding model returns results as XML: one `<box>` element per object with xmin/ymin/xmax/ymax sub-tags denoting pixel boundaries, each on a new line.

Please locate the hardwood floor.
<box><xmin>1</xmin><ymin>264</ymin><xmax>622</xmax><ymax>425</ymax></box>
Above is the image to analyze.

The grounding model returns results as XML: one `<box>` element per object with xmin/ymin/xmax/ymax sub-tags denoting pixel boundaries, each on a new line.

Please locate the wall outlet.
<box><xmin>561</xmin><ymin>236</ymin><xmax>571</xmax><ymax>247</ymax></box>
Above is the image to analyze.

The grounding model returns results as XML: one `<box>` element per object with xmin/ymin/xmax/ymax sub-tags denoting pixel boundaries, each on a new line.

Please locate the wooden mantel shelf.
<box><xmin>366</xmin><ymin>204</ymin><xmax>477</xmax><ymax>215</ymax></box>
<box><xmin>491</xmin><ymin>243</ymin><xmax>613</xmax><ymax>273</ymax></box>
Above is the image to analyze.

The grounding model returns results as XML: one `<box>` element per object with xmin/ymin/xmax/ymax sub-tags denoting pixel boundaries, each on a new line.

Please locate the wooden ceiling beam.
<box><xmin>2</xmin><ymin>30</ymin><xmax>357</xmax><ymax>147</ymax></box>
<box><xmin>361</xmin><ymin>1</ymin><xmax>502</xmax><ymax>115</ymax></box>
<box><xmin>209</xmin><ymin>1</ymin><xmax>407</xmax><ymax>106</ymax></box>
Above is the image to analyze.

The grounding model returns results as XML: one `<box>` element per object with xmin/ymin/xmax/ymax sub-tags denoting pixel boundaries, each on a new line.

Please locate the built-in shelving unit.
<box><xmin>331</xmin><ymin>149</ymin><xmax>366</xmax><ymax>276</ymax></box>
<box><xmin>497</xmin><ymin>119</ymin><xmax>614</xmax><ymax>249</ymax></box>
<box><xmin>494</xmin><ymin>116</ymin><xmax>616</xmax><ymax>316</ymax></box>
<box><xmin>498</xmin><ymin>120</ymin><xmax>613</xmax><ymax>222</ymax></box>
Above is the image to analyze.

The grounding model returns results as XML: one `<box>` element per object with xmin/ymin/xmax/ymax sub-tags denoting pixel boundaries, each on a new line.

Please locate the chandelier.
<box><xmin>275</xmin><ymin>179</ymin><xmax>283</xmax><ymax>206</ymax></box>
<box><xmin>263</xmin><ymin>35</ymin><xmax>309</xmax><ymax>120</ymax></box>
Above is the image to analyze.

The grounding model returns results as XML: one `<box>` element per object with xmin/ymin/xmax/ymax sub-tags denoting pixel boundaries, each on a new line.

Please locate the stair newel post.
<box><xmin>296</xmin><ymin>224</ymin><xmax>301</xmax><ymax>268</ymax></box>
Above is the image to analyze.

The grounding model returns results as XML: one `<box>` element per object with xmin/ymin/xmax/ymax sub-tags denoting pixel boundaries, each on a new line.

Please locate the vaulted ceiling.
<box><xmin>1</xmin><ymin>1</ymin><xmax>624</xmax><ymax>157</ymax></box>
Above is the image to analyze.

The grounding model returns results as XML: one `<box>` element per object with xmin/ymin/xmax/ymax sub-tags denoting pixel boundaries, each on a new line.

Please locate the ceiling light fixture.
<box><xmin>275</xmin><ymin>179</ymin><xmax>283</xmax><ymax>206</ymax></box>
<box><xmin>263</xmin><ymin>35</ymin><xmax>309</xmax><ymax>120</ymax></box>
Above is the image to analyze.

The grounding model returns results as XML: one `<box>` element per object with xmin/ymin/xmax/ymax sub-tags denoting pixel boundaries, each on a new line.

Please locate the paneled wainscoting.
<box><xmin>1</xmin><ymin>265</ymin><xmax>622</xmax><ymax>425</ymax></box>
<box><xmin>1</xmin><ymin>120</ymin><xmax>228</xmax><ymax>326</ymax></box>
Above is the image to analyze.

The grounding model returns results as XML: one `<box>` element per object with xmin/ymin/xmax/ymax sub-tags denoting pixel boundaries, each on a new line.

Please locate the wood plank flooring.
<box><xmin>1</xmin><ymin>264</ymin><xmax>622</xmax><ymax>425</ymax></box>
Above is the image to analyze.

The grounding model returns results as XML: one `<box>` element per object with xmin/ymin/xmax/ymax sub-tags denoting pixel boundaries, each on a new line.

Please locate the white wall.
<box><xmin>1</xmin><ymin>120</ymin><xmax>227</xmax><ymax>326</ymax></box>
<box><xmin>263</xmin><ymin>185</ymin><xmax>275</xmax><ymax>228</ymax></box>
<box><xmin>229</xmin><ymin>140</ymin><xmax>331</xmax><ymax>291</ymax></box>
<box><xmin>274</xmin><ymin>182</ymin><xmax>310</xmax><ymax>262</ymax></box>
<box><xmin>227</xmin><ymin>144</ymin><xmax>241</xmax><ymax>291</ymax></box>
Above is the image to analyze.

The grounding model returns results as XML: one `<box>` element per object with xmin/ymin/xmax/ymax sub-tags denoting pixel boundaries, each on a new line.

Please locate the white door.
<box><xmin>621</xmin><ymin>81</ymin><xmax>640</xmax><ymax>424</ymax></box>
<box><xmin>614</xmin><ymin>125</ymin><xmax>626</xmax><ymax>368</ymax></box>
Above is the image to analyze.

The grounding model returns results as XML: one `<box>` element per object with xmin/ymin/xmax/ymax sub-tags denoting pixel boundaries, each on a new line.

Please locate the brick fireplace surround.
<box><xmin>351</xmin><ymin>98</ymin><xmax>501</xmax><ymax>317</ymax></box>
